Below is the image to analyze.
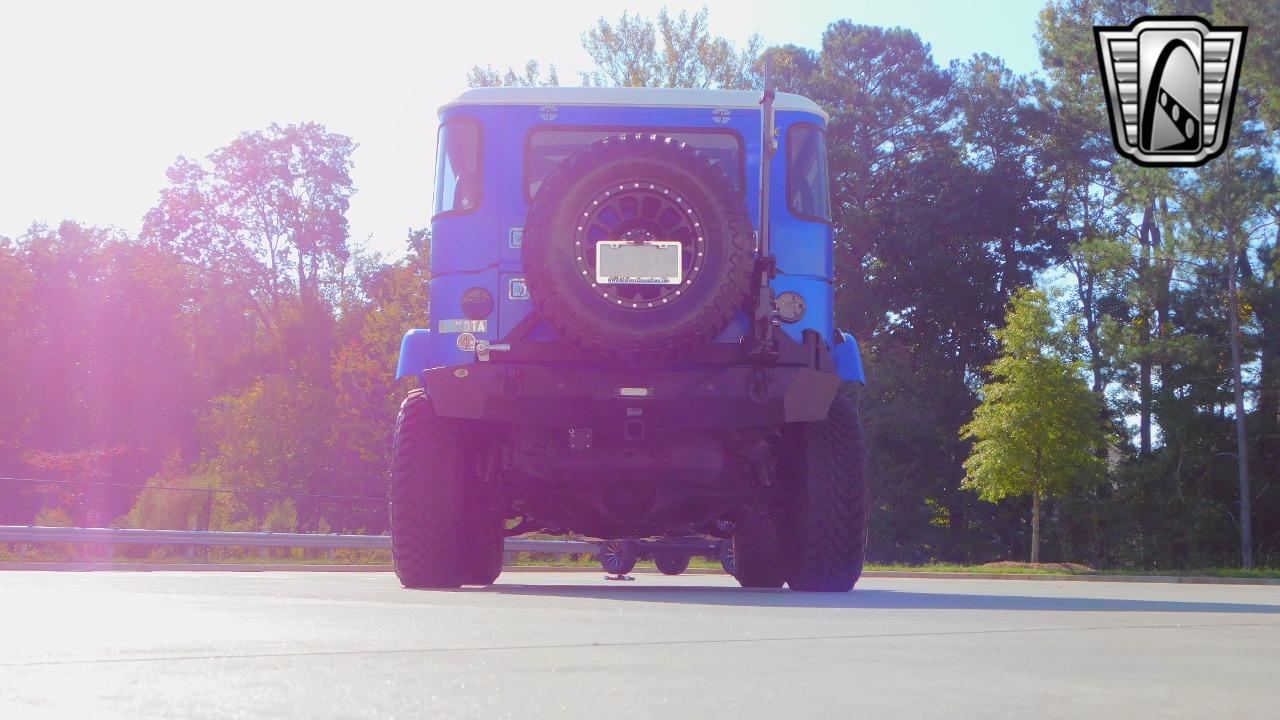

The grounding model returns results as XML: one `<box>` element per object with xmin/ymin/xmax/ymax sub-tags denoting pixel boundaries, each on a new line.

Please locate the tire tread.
<box><xmin>786</xmin><ymin>394</ymin><xmax>870</xmax><ymax>592</ymax></box>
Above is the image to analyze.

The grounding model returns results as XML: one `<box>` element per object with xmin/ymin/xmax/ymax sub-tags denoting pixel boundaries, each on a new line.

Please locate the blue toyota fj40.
<box><xmin>392</xmin><ymin>79</ymin><xmax>868</xmax><ymax>592</ymax></box>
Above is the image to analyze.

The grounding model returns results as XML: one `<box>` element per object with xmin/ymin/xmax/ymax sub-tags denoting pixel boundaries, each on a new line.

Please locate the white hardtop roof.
<box><xmin>441</xmin><ymin>86</ymin><xmax>828</xmax><ymax>121</ymax></box>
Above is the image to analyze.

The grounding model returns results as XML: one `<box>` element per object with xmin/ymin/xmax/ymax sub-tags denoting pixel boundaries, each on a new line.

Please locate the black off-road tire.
<box><xmin>463</xmin><ymin>514</ymin><xmax>504</xmax><ymax>586</ymax></box>
<box><xmin>731</xmin><ymin>512</ymin><xmax>788</xmax><ymax>589</ymax></box>
<box><xmin>783</xmin><ymin>393</ymin><xmax>869</xmax><ymax>592</ymax></box>
<box><xmin>391</xmin><ymin>389</ymin><xmax>503</xmax><ymax>588</ymax></box>
<box><xmin>654</xmin><ymin>552</ymin><xmax>691</xmax><ymax>576</ymax></box>
<box><xmin>522</xmin><ymin>133</ymin><xmax>754</xmax><ymax>362</ymax></box>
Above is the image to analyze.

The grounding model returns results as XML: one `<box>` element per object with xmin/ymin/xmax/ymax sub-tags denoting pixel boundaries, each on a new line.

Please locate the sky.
<box><xmin>0</xmin><ymin>0</ymin><xmax>1046</xmax><ymax>259</ymax></box>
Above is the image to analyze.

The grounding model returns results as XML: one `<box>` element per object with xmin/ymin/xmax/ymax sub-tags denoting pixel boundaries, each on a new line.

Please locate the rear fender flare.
<box><xmin>832</xmin><ymin>331</ymin><xmax>866</xmax><ymax>384</ymax></box>
<box><xmin>395</xmin><ymin>329</ymin><xmax>433</xmax><ymax>380</ymax></box>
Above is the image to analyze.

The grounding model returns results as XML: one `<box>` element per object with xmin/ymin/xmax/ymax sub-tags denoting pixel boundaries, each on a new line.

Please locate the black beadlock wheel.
<box><xmin>654</xmin><ymin>551</ymin><xmax>691</xmax><ymax>576</ymax></box>
<box><xmin>522</xmin><ymin>133</ymin><xmax>754</xmax><ymax>362</ymax></box>
<box><xmin>717</xmin><ymin>539</ymin><xmax>736</xmax><ymax>576</ymax></box>
<box><xmin>390</xmin><ymin>389</ymin><xmax>504</xmax><ymax>588</ymax></box>
<box><xmin>783</xmin><ymin>393</ymin><xmax>870</xmax><ymax>592</ymax></box>
<box><xmin>599</xmin><ymin>540</ymin><xmax>638</xmax><ymax>575</ymax></box>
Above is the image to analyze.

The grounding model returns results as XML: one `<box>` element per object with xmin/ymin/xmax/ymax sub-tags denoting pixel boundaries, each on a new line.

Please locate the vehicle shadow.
<box><xmin>471</xmin><ymin>583</ymin><xmax>1280</xmax><ymax>614</ymax></box>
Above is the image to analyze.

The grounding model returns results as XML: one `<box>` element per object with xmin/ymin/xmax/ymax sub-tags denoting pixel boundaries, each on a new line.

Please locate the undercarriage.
<box><xmin>429</xmin><ymin>330</ymin><xmax>840</xmax><ymax>540</ymax></box>
<box><xmin>490</xmin><ymin>423</ymin><xmax>782</xmax><ymax>540</ymax></box>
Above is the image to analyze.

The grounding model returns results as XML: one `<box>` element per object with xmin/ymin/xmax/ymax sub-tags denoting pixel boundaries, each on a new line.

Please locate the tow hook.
<box><xmin>475</xmin><ymin>341</ymin><xmax>511</xmax><ymax>362</ymax></box>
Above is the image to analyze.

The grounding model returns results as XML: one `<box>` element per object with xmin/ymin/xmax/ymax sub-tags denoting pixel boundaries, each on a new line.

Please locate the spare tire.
<box><xmin>523</xmin><ymin>133</ymin><xmax>754</xmax><ymax>362</ymax></box>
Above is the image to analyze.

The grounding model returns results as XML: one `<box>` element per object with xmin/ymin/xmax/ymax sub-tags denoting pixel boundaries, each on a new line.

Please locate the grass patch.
<box><xmin>508</xmin><ymin>552</ymin><xmax>597</xmax><ymax>567</ymax></box>
<box><xmin>1096</xmin><ymin>567</ymin><xmax>1280</xmax><ymax>580</ymax></box>
<box><xmin>865</xmin><ymin>562</ymin><xmax>1084</xmax><ymax>575</ymax></box>
<box><xmin>4</xmin><ymin>541</ymin><xmax>1276</xmax><ymax>579</ymax></box>
<box><xmin>865</xmin><ymin>562</ymin><xmax>1280</xmax><ymax>580</ymax></box>
<box><xmin>0</xmin><ymin>543</ymin><xmax>392</xmax><ymax>565</ymax></box>
<box><xmin>506</xmin><ymin>552</ymin><xmax>722</xmax><ymax>570</ymax></box>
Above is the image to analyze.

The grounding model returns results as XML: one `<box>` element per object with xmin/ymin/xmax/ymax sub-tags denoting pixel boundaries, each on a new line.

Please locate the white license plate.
<box><xmin>595</xmin><ymin>241</ymin><xmax>682</xmax><ymax>285</ymax></box>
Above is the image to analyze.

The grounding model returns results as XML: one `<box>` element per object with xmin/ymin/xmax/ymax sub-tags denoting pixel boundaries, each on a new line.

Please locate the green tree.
<box><xmin>467</xmin><ymin>60</ymin><xmax>559</xmax><ymax>88</ymax></box>
<box><xmin>199</xmin><ymin>374</ymin><xmax>340</xmax><ymax>531</ymax></box>
<box><xmin>330</xmin><ymin>229</ymin><xmax>431</xmax><ymax>491</ymax></box>
<box><xmin>142</xmin><ymin>122</ymin><xmax>357</xmax><ymax>375</ymax></box>
<box><xmin>0</xmin><ymin>235</ymin><xmax>34</xmax><ymax>472</ymax></box>
<box><xmin>473</xmin><ymin>6</ymin><xmax>760</xmax><ymax>91</ymax></box>
<box><xmin>1036</xmin><ymin>0</ymin><xmax>1142</xmax><ymax>401</ymax></box>
<box><xmin>793</xmin><ymin>24</ymin><xmax>1065</xmax><ymax>562</ymax></box>
<box><xmin>0</xmin><ymin>221</ymin><xmax>218</xmax><ymax>525</ymax></box>
<box><xmin>580</xmin><ymin>6</ymin><xmax>761</xmax><ymax>89</ymax></box>
<box><xmin>121</xmin><ymin>454</ymin><xmax>220</xmax><ymax>534</ymax></box>
<box><xmin>961</xmin><ymin>289</ymin><xmax>1107</xmax><ymax>563</ymax></box>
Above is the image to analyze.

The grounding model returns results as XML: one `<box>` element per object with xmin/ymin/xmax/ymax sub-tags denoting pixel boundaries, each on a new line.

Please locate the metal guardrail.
<box><xmin>507</xmin><ymin>538</ymin><xmax>599</xmax><ymax>553</ymax></box>
<box><xmin>0</xmin><ymin>527</ymin><xmax>722</xmax><ymax>552</ymax></box>
<box><xmin>0</xmin><ymin>525</ymin><xmax>601</xmax><ymax>557</ymax></box>
<box><xmin>0</xmin><ymin>525</ymin><xmax>390</xmax><ymax>549</ymax></box>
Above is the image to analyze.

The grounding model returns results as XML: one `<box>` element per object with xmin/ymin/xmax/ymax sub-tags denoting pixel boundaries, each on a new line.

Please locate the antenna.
<box><xmin>751</xmin><ymin>51</ymin><xmax>779</xmax><ymax>354</ymax></box>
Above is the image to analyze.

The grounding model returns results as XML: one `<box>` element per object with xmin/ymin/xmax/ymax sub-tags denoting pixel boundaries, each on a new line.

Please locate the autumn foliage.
<box><xmin>3</xmin><ymin>3</ymin><xmax>1280</xmax><ymax>569</ymax></box>
<box><xmin>0</xmin><ymin>124</ymin><xmax>423</xmax><ymax>535</ymax></box>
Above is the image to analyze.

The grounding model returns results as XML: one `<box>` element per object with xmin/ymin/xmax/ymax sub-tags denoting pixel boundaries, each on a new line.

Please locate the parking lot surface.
<box><xmin>2</xmin><ymin>570</ymin><xmax>1277</xmax><ymax>718</ymax></box>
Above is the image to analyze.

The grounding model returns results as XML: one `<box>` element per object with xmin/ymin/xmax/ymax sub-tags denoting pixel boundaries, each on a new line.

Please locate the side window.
<box><xmin>434</xmin><ymin>121</ymin><xmax>480</xmax><ymax>217</ymax></box>
<box><xmin>787</xmin><ymin>124</ymin><xmax>830</xmax><ymax>222</ymax></box>
<box><xmin>526</xmin><ymin>129</ymin><xmax>743</xmax><ymax>199</ymax></box>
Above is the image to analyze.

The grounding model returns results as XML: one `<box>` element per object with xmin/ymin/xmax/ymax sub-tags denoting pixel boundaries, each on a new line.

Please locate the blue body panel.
<box><xmin>399</xmin><ymin>99</ymin><xmax>864</xmax><ymax>386</ymax></box>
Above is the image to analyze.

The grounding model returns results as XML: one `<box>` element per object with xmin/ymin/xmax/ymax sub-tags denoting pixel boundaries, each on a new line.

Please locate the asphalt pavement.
<box><xmin>1</xmin><ymin>570</ymin><xmax>1277</xmax><ymax>719</ymax></box>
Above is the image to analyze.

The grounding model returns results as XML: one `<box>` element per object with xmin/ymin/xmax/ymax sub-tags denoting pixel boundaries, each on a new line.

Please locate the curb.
<box><xmin>861</xmin><ymin>571</ymin><xmax>1280</xmax><ymax>586</ymax></box>
<box><xmin>0</xmin><ymin>562</ymin><xmax>396</xmax><ymax>572</ymax></box>
<box><xmin>0</xmin><ymin>563</ymin><xmax>723</xmax><ymax>575</ymax></box>
<box><xmin>1</xmin><ymin>563</ymin><xmax>1276</xmax><ymax>585</ymax></box>
<box><xmin>497</xmin><ymin>566</ymin><xmax>727</xmax><ymax>575</ymax></box>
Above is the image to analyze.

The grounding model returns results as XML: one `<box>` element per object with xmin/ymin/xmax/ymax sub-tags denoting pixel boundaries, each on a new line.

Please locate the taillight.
<box><xmin>461</xmin><ymin>287</ymin><xmax>494</xmax><ymax>319</ymax></box>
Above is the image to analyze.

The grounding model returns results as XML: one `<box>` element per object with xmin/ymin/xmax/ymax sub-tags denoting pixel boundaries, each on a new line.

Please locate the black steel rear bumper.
<box><xmin>425</xmin><ymin>331</ymin><xmax>842</xmax><ymax>429</ymax></box>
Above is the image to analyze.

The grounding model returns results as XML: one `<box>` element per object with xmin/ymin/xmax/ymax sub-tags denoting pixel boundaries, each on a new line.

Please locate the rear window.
<box><xmin>434</xmin><ymin>120</ymin><xmax>481</xmax><ymax>217</ymax></box>
<box><xmin>526</xmin><ymin>129</ymin><xmax>743</xmax><ymax>198</ymax></box>
<box><xmin>787</xmin><ymin>124</ymin><xmax>830</xmax><ymax>222</ymax></box>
